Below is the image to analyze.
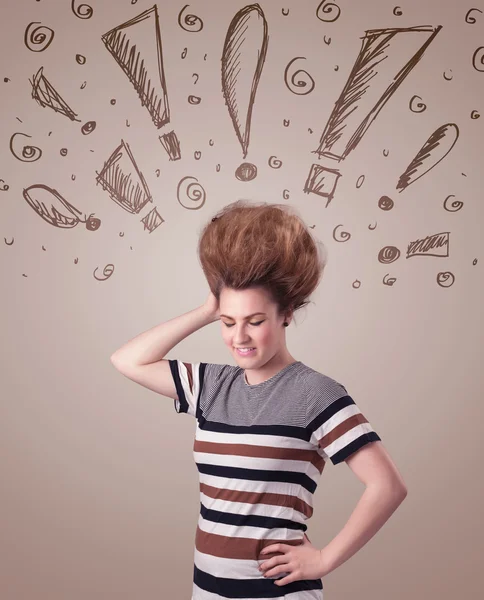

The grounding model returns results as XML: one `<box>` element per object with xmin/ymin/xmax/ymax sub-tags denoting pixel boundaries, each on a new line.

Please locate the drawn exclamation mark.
<box><xmin>221</xmin><ymin>3</ymin><xmax>269</xmax><ymax>181</ymax></box>
<box><xmin>304</xmin><ymin>24</ymin><xmax>442</xmax><ymax>205</ymax></box>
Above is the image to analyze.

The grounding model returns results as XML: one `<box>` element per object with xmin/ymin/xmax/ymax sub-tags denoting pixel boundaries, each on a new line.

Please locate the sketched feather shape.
<box><xmin>221</xmin><ymin>4</ymin><xmax>269</xmax><ymax>158</ymax></box>
<box><xmin>397</xmin><ymin>123</ymin><xmax>459</xmax><ymax>191</ymax></box>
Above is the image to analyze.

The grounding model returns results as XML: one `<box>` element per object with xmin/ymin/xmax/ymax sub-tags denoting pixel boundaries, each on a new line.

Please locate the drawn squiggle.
<box><xmin>177</xmin><ymin>176</ymin><xmax>206</xmax><ymax>209</ymax></box>
<box><xmin>472</xmin><ymin>47</ymin><xmax>484</xmax><ymax>72</ymax></box>
<box><xmin>94</xmin><ymin>264</ymin><xmax>114</xmax><ymax>281</ymax></box>
<box><xmin>316</xmin><ymin>1</ymin><xmax>341</xmax><ymax>22</ymax></box>
<box><xmin>10</xmin><ymin>133</ymin><xmax>42</xmax><ymax>162</ymax></box>
<box><xmin>333</xmin><ymin>225</ymin><xmax>350</xmax><ymax>242</ymax></box>
<box><xmin>443</xmin><ymin>194</ymin><xmax>463</xmax><ymax>212</ymax></box>
<box><xmin>284</xmin><ymin>57</ymin><xmax>315</xmax><ymax>95</ymax></box>
<box><xmin>71</xmin><ymin>1</ymin><xmax>93</xmax><ymax>19</ymax></box>
<box><xmin>178</xmin><ymin>5</ymin><xmax>204</xmax><ymax>32</ymax></box>
<box><xmin>24</xmin><ymin>22</ymin><xmax>54</xmax><ymax>52</ymax></box>
<box><xmin>465</xmin><ymin>8</ymin><xmax>482</xmax><ymax>24</ymax></box>
<box><xmin>409</xmin><ymin>95</ymin><xmax>426</xmax><ymax>113</ymax></box>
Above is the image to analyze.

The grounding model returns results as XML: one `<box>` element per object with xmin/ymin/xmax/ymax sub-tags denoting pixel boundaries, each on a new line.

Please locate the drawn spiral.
<box><xmin>178</xmin><ymin>5</ymin><xmax>204</xmax><ymax>32</ymax></box>
<box><xmin>284</xmin><ymin>57</ymin><xmax>315</xmax><ymax>95</ymax></box>
<box><xmin>465</xmin><ymin>8</ymin><xmax>482</xmax><ymax>24</ymax></box>
<box><xmin>378</xmin><ymin>246</ymin><xmax>400</xmax><ymax>264</ymax></box>
<box><xmin>177</xmin><ymin>176</ymin><xmax>206</xmax><ymax>210</ymax></box>
<box><xmin>333</xmin><ymin>225</ymin><xmax>351</xmax><ymax>242</ymax></box>
<box><xmin>10</xmin><ymin>133</ymin><xmax>42</xmax><ymax>162</ymax></box>
<box><xmin>437</xmin><ymin>271</ymin><xmax>455</xmax><ymax>288</ymax></box>
<box><xmin>472</xmin><ymin>47</ymin><xmax>484</xmax><ymax>72</ymax></box>
<box><xmin>268</xmin><ymin>156</ymin><xmax>282</xmax><ymax>169</ymax></box>
<box><xmin>24</xmin><ymin>22</ymin><xmax>54</xmax><ymax>52</ymax></box>
<box><xmin>71</xmin><ymin>1</ymin><xmax>93</xmax><ymax>19</ymax></box>
<box><xmin>409</xmin><ymin>95</ymin><xmax>426</xmax><ymax>113</ymax></box>
<box><xmin>443</xmin><ymin>194</ymin><xmax>463</xmax><ymax>212</ymax></box>
<box><xmin>316</xmin><ymin>1</ymin><xmax>341</xmax><ymax>22</ymax></box>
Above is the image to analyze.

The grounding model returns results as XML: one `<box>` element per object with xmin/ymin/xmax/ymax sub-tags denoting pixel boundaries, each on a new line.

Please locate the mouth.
<box><xmin>235</xmin><ymin>347</ymin><xmax>257</xmax><ymax>356</ymax></box>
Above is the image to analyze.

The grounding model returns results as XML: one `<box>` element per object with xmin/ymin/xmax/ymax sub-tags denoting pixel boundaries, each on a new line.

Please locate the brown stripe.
<box><xmin>199</xmin><ymin>481</ymin><xmax>314</xmax><ymax>518</ymax></box>
<box><xmin>319</xmin><ymin>413</ymin><xmax>369</xmax><ymax>450</ymax></box>
<box><xmin>195</xmin><ymin>525</ymin><xmax>304</xmax><ymax>560</ymax></box>
<box><xmin>182</xmin><ymin>361</ymin><xmax>194</xmax><ymax>395</ymax></box>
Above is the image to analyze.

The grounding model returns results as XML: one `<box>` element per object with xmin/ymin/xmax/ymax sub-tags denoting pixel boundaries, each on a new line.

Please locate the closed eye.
<box><xmin>223</xmin><ymin>321</ymin><xmax>264</xmax><ymax>328</ymax></box>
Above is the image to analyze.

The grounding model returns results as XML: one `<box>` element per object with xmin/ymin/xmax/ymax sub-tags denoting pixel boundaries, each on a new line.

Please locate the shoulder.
<box><xmin>298</xmin><ymin>363</ymin><xmax>349</xmax><ymax>402</ymax></box>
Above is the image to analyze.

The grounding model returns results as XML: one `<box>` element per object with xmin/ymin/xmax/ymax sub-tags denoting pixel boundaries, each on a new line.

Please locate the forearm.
<box><xmin>320</xmin><ymin>484</ymin><xmax>407</xmax><ymax>576</ymax></box>
<box><xmin>110</xmin><ymin>305</ymin><xmax>216</xmax><ymax>366</ymax></box>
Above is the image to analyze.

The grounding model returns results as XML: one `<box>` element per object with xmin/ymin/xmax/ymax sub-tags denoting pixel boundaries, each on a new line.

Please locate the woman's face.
<box><xmin>219</xmin><ymin>286</ymin><xmax>291</xmax><ymax>367</ymax></box>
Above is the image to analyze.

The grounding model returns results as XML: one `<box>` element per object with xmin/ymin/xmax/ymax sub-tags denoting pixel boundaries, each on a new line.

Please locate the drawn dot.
<box><xmin>188</xmin><ymin>95</ymin><xmax>201</xmax><ymax>104</ymax></box>
<box><xmin>473</xmin><ymin>258</ymin><xmax>478</xmax><ymax>265</ymax></box>
<box><xmin>4</xmin><ymin>77</ymin><xmax>10</xmax><ymax>83</ymax></box>
<box><xmin>110</xmin><ymin>98</ymin><xmax>116</xmax><ymax>105</ymax></box>
<box><xmin>76</xmin><ymin>54</ymin><xmax>86</xmax><ymax>65</ymax></box>
<box><xmin>60</xmin><ymin>148</ymin><xmax>68</xmax><ymax>156</ymax></box>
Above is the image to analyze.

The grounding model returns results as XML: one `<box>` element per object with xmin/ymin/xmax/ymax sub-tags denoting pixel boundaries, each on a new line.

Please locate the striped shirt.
<box><xmin>168</xmin><ymin>359</ymin><xmax>381</xmax><ymax>599</ymax></box>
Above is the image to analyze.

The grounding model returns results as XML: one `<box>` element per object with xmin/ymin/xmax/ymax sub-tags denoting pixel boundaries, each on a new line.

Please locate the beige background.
<box><xmin>1</xmin><ymin>0</ymin><xmax>482</xmax><ymax>598</ymax></box>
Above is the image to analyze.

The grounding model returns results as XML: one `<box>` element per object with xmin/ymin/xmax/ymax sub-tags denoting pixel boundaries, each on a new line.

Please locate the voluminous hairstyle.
<box><xmin>197</xmin><ymin>200</ymin><xmax>327</xmax><ymax>324</ymax></box>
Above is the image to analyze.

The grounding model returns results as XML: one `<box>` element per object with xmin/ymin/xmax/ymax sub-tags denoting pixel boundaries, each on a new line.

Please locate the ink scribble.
<box><xmin>30</xmin><ymin>67</ymin><xmax>80</xmax><ymax>121</ymax></box>
<box><xmin>443</xmin><ymin>194</ymin><xmax>463</xmax><ymax>212</ymax></box>
<box><xmin>409</xmin><ymin>95</ymin><xmax>426</xmax><ymax>113</ymax></box>
<box><xmin>333</xmin><ymin>225</ymin><xmax>351</xmax><ymax>242</ymax></box>
<box><xmin>472</xmin><ymin>47</ymin><xmax>484</xmax><ymax>72</ymax></box>
<box><xmin>178</xmin><ymin>5</ymin><xmax>204</xmax><ymax>32</ymax></box>
<box><xmin>10</xmin><ymin>132</ymin><xmax>43</xmax><ymax>162</ymax></box>
<box><xmin>465</xmin><ymin>8</ymin><xmax>483</xmax><ymax>24</ymax></box>
<box><xmin>316</xmin><ymin>1</ymin><xmax>341</xmax><ymax>22</ymax></box>
<box><xmin>71</xmin><ymin>1</ymin><xmax>93</xmax><ymax>20</ymax></box>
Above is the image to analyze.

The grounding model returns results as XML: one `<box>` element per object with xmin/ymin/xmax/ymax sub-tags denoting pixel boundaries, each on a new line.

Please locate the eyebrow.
<box><xmin>219</xmin><ymin>312</ymin><xmax>267</xmax><ymax>320</ymax></box>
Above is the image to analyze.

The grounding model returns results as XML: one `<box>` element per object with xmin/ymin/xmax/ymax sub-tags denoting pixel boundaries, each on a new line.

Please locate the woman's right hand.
<box><xmin>203</xmin><ymin>291</ymin><xmax>220</xmax><ymax>321</ymax></box>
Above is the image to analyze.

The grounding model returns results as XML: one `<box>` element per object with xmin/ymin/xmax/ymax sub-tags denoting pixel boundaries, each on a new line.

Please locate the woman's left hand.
<box><xmin>258</xmin><ymin>533</ymin><xmax>330</xmax><ymax>586</ymax></box>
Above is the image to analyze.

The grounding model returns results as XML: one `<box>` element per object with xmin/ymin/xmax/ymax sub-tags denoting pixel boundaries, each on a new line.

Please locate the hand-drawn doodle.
<box><xmin>155</xmin><ymin>169</ymin><xmax>160</xmax><ymax>177</ymax></box>
<box><xmin>24</xmin><ymin>22</ymin><xmax>55</xmax><ymax>52</ymax></box>
<box><xmin>444</xmin><ymin>194</ymin><xmax>463</xmax><ymax>212</ymax></box>
<box><xmin>303</xmin><ymin>164</ymin><xmax>341</xmax><ymax>207</ymax></box>
<box><xmin>333</xmin><ymin>225</ymin><xmax>351</xmax><ymax>242</ymax></box>
<box><xmin>378</xmin><ymin>246</ymin><xmax>400</xmax><ymax>264</ymax></box>
<box><xmin>80</xmin><ymin>81</ymin><xmax>87</xmax><ymax>89</ymax></box>
<box><xmin>178</xmin><ymin>5</ymin><xmax>204</xmax><ymax>32</ymax></box>
<box><xmin>101</xmin><ymin>5</ymin><xmax>180</xmax><ymax>159</ymax></box>
<box><xmin>472</xmin><ymin>259</ymin><xmax>478</xmax><ymax>266</ymax></box>
<box><xmin>81</xmin><ymin>121</ymin><xmax>96</xmax><ymax>135</ymax></box>
<box><xmin>472</xmin><ymin>47</ymin><xmax>484</xmax><ymax>72</ymax></box>
<box><xmin>204</xmin><ymin>53</ymin><xmax>207</xmax><ymax>60</ymax></box>
<box><xmin>471</xmin><ymin>110</ymin><xmax>480</xmax><ymax>119</ymax></box>
<box><xmin>141</xmin><ymin>206</ymin><xmax>165</xmax><ymax>233</ymax></box>
<box><xmin>283</xmin><ymin>119</ymin><xmax>290</xmax><ymax>126</ymax></box>
<box><xmin>407</xmin><ymin>232</ymin><xmax>449</xmax><ymax>258</ymax></box>
<box><xmin>284</xmin><ymin>57</ymin><xmax>315</xmax><ymax>95</ymax></box>
<box><xmin>60</xmin><ymin>148</ymin><xmax>69</xmax><ymax>157</ymax></box>
<box><xmin>10</xmin><ymin>132</ymin><xmax>42</xmax><ymax>162</ymax></box>
<box><xmin>4</xmin><ymin>77</ymin><xmax>11</xmax><ymax>82</ymax></box>
<box><xmin>465</xmin><ymin>8</ymin><xmax>482</xmax><ymax>24</ymax></box>
<box><xmin>235</xmin><ymin>162</ymin><xmax>257</xmax><ymax>181</ymax></box>
<box><xmin>409</xmin><ymin>95</ymin><xmax>426</xmax><ymax>112</ymax></box>
<box><xmin>437</xmin><ymin>272</ymin><xmax>455</xmax><ymax>288</ymax></box>
<box><xmin>308</xmin><ymin>128</ymin><xmax>313</xmax><ymax>133</ymax></box>
<box><xmin>5</xmin><ymin>238</ymin><xmax>14</xmax><ymax>245</ymax></box>
<box><xmin>126</xmin><ymin>119</ymin><xmax>130</xmax><ymax>127</ymax></box>
<box><xmin>96</xmin><ymin>140</ymin><xmax>153</xmax><ymax>213</ymax></box>
<box><xmin>383</xmin><ymin>148</ymin><xmax>389</xmax><ymax>156</ymax></box>
<box><xmin>443</xmin><ymin>70</ymin><xmax>453</xmax><ymax>80</ymax></box>
<box><xmin>110</xmin><ymin>99</ymin><xmax>116</xmax><ymax>105</ymax></box>
<box><xmin>192</xmin><ymin>73</ymin><xmax>199</xmax><ymax>84</ymax></box>
<box><xmin>324</xmin><ymin>36</ymin><xmax>331</xmax><ymax>45</ymax></box>
<box><xmin>221</xmin><ymin>3</ymin><xmax>269</xmax><ymax>180</ymax></box>
<box><xmin>393</xmin><ymin>7</ymin><xmax>403</xmax><ymax>16</ymax></box>
<box><xmin>379</xmin><ymin>195</ymin><xmax>394</xmax><ymax>210</ymax></box>
<box><xmin>283</xmin><ymin>189</ymin><xmax>289</xmax><ymax>199</ymax></box>
<box><xmin>282</xmin><ymin>8</ymin><xmax>289</xmax><ymax>16</ymax></box>
<box><xmin>72</xmin><ymin>174</ymin><xmax>76</xmax><ymax>180</ymax></box>
<box><xmin>316</xmin><ymin>1</ymin><xmax>341</xmax><ymax>22</ymax></box>
<box><xmin>334</xmin><ymin>65</ymin><xmax>339</xmax><ymax>71</ymax></box>
<box><xmin>194</xmin><ymin>151</ymin><xmax>201</xmax><ymax>160</ymax></box>
<box><xmin>352</xmin><ymin>280</ymin><xmax>362</xmax><ymax>289</ymax></box>
<box><xmin>71</xmin><ymin>1</ymin><xmax>93</xmax><ymax>20</ymax></box>
<box><xmin>396</xmin><ymin>123</ymin><xmax>459</xmax><ymax>192</ymax></box>
<box><xmin>188</xmin><ymin>95</ymin><xmax>201</xmax><ymax>104</ymax></box>
<box><xmin>177</xmin><ymin>176</ymin><xmax>206</xmax><ymax>209</ymax></box>
<box><xmin>1</xmin><ymin>179</ymin><xmax>9</xmax><ymax>191</ymax></box>
<box><xmin>268</xmin><ymin>156</ymin><xmax>282</xmax><ymax>169</ymax></box>
<box><xmin>313</xmin><ymin>25</ymin><xmax>442</xmax><ymax>162</ymax></box>
<box><xmin>383</xmin><ymin>274</ymin><xmax>397</xmax><ymax>286</ymax></box>
<box><xmin>356</xmin><ymin>174</ymin><xmax>365</xmax><ymax>188</ymax></box>
<box><xmin>30</xmin><ymin>67</ymin><xmax>80</xmax><ymax>121</ymax></box>
<box><xmin>93</xmin><ymin>265</ymin><xmax>114</xmax><ymax>281</ymax></box>
<box><xmin>159</xmin><ymin>131</ymin><xmax>181</xmax><ymax>160</ymax></box>
<box><xmin>22</xmin><ymin>184</ymin><xmax>101</xmax><ymax>230</ymax></box>
<box><xmin>76</xmin><ymin>54</ymin><xmax>86</xmax><ymax>65</ymax></box>
<box><xmin>216</xmin><ymin>164</ymin><xmax>221</xmax><ymax>172</ymax></box>
<box><xmin>369</xmin><ymin>222</ymin><xmax>377</xmax><ymax>230</ymax></box>
<box><xmin>209</xmin><ymin>139</ymin><xmax>214</xmax><ymax>146</ymax></box>
<box><xmin>182</xmin><ymin>47</ymin><xmax>188</xmax><ymax>59</ymax></box>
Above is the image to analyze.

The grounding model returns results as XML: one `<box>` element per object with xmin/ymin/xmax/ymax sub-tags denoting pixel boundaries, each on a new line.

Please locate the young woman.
<box><xmin>111</xmin><ymin>200</ymin><xmax>407</xmax><ymax>599</ymax></box>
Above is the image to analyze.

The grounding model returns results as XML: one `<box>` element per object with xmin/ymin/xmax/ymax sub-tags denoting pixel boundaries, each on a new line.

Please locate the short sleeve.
<box><xmin>168</xmin><ymin>360</ymin><xmax>207</xmax><ymax>417</ymax></box>
<box><xmin>306</xmin><ymin>375</ymin><xmax>382</xmax><ymax>465</ymax></box>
